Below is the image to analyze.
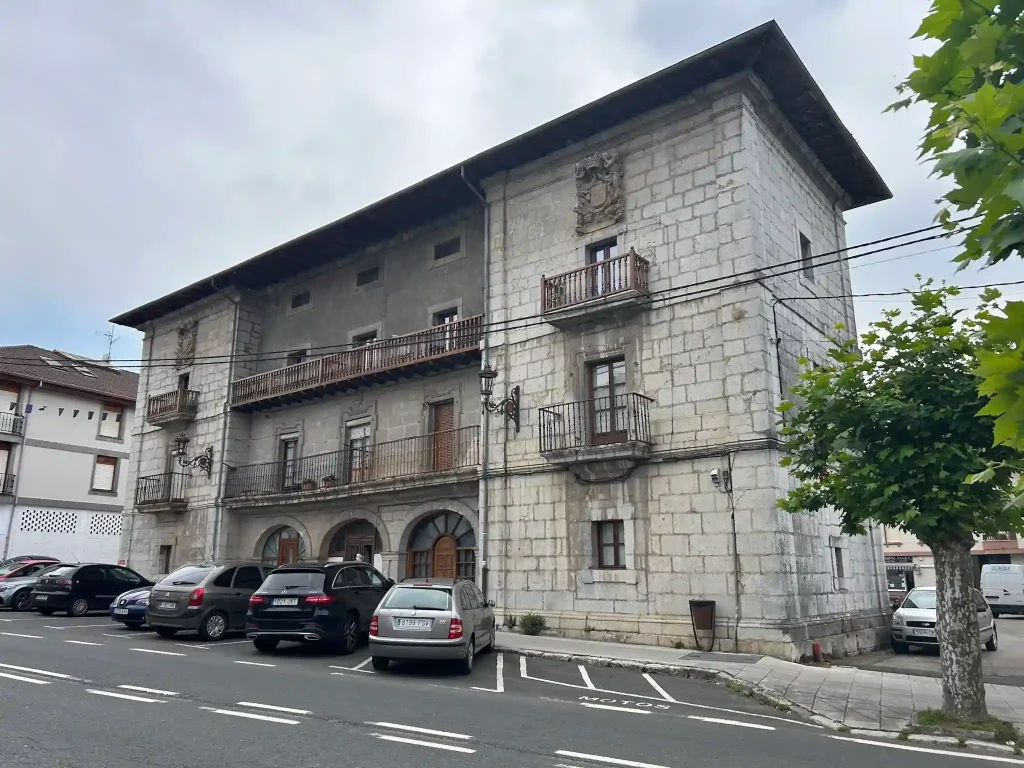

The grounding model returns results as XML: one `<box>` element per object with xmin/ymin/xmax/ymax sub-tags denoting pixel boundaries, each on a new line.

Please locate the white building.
<box><xmin>0</xmin><ymin>346</ymin><xmax>139</xmax><ymax>564</ymax></box>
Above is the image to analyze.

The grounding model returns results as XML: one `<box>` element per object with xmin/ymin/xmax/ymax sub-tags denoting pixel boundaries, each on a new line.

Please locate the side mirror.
<box><xmin>978</xmin><ymin>606</ymin><xmax>988</xmax><ymax>613</ymax></box>
<box><xmin>385</xmin><ymin>579</ymin><xmax>395</xmax><ymax>588</ymax></box>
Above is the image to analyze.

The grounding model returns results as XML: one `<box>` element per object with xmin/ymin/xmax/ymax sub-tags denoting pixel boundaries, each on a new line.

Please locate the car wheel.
<box><xmin>36</xmin><ymin>608</ymin><xmax>54</xmax><ymax>616</ymax></box>
<box><xmin>371</xmin><ymin>656</ymin><xmax>390</xmax><ymax>671</ymax></box>
<box><xmin>458</xmin><ymin>636</ymin><xmax>475</xmax><ymax>674</ymax></box>
<box><xmin>124</xmin><ymin>622</ymin><xmax>144</xmax><ymax>631</ymax></box>
<box><xmin>154</xmin><ymin>626</ymin><xmax>178</xmax><ymax>638</ymax></box>
<box><xmin>986</xmin><ymin>625</ymin><xmax>999</xmax><ymax>652</ymax></box>
<box><xmin>253</xmin><ymin>636</ymin><xmax>279</xmax><ymax>653</ymax></box>
<box><xmin>68</xmin><ymin>597</ymin><xmax>89</xmax><ymax>617</ymax></box>
<box><xmin>337</xmin><ymin>614</ymin><xmax>359</xmax><ymax>655</ymax></box>
<box><xmin>198</xmin><ymin>611</ymin><xmax>228</xmax><ymax>642</ymax></box>
<box><xmin>891</xmin><ymin>639</ymin><xmax>909</xmax><ymax>655</ymax></box>
<box><xmin>11</xmin><ymin>590</ymin><xmax>31</xmax><ymax>612</ymax></box>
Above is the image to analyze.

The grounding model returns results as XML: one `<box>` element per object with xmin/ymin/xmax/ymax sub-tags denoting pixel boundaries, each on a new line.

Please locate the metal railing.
<box><xmin>538</xmin><ymin>393</ymin><xmax>654</xmax><ymax>453</ymax></box>
<box><xmin>0</xmin><ymin>473</ymin><xmax>13</xmax><ymax>495</ymax></box>
<box><xmin>541</xmin><ymin>250</ymin><xmax>650</xmax><ymax>313</ymax></box>
<box><xmin>230</xmin><ymin>315</ymin><xmax>483</xmax><ymax>408</ymax></box>
<box><xmin>0</xmin><ymin>412</ymin><xmax>25</xmax><ymax>437</ymax></box>
<box><xmin>225</xmin><ymin>426</ymin><xmax>480</xmax><ymax>500</ymax></box>
<box><xmin>135</xmin><ymin>473</ymin><xmax>189</xmax><ymax>506</ymax></box>
<box><xmin>147</xmin><ymin>389</ymin><xmax>200</xmax><ymax>422</ymax></box>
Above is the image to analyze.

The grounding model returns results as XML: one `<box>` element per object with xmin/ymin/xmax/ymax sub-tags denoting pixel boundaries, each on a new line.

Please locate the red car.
<box><xmin>0</xmin><ymin>559</ymin><xmax>60</xmax><ymax>580</ymax></box>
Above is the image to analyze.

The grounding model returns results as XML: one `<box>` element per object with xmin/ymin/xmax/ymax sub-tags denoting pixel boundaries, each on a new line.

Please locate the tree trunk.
<box><xmin>933</xmin><ymin>540</ymin><xmax>987</xmax><ymax>720</ymax></box>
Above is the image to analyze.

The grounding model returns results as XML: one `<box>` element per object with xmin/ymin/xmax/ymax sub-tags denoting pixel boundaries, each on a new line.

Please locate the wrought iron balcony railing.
<box><xmin>136</xmin><ymin>473</ymin><xmax>189</xmax><ymax>507</ymax></box>
<box><xmin>538</xmin><ymin>393</ymin><xmax>654</xmax><ymax>453</ymax></box>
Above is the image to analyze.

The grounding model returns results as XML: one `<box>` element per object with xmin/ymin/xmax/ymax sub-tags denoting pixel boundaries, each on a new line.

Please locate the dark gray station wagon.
<box><xmin>147</xmin><ymin>562</ymin><xmax>269</xmax><ymax>641</ymax></box>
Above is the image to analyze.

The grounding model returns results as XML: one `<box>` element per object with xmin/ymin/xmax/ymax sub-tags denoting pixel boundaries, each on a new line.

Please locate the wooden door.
<box><xmin>432</xmin><ymin>536</ymin><xmax>457</xmax><ymax>579</ymax></box>
<box><xmin>430</xmin><ymin>401</ymin><xmax>455</xmax><ymax>471</ymax></box>
<box><xmin>344</xmin><ymin>536</ymin><xmax>375</xmax><ymax>563</ymax></box>
<box><xmin>277</xmin><ymin>538</ymin><xmax>299</xmax><ymax>566</ymax></box>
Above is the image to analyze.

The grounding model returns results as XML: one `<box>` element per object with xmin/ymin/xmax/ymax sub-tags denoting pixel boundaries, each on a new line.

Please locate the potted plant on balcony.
<box><xmin>301</xmin><ymin>478</ymin><xmax>317</xmax><ymax>492</ymax></box>
<box><xmin>321</xmin><ymin>474</ymin><xmax>337</xmax><ymax>488</ymax></box>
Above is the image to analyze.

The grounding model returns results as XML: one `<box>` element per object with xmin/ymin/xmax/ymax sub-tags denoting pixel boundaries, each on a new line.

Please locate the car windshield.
<box><xmin>261</xmin><ymin>571</ymin><xmax>325</xmax><ymax>591</ymax></box>
<box><xmin>383</xmin><ymin>587</ymin><xmax>452</xmax><ymax>611</ymax></box>
<box><xmin>903</xmin><ymin>590</ymin><xmax>937</xmax><ymax>610</ymax></box>
<box><xmin>158</xmin><ymin>565</ymin><xmax>215</xmax><ymax>586</ymax></box>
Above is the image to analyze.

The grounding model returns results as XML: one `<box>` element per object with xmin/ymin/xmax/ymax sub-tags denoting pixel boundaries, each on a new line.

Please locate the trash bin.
<box><xmin>689</xmin><ymin>599</ymin><xmax>716</xmax><ymax>652</ymax></box>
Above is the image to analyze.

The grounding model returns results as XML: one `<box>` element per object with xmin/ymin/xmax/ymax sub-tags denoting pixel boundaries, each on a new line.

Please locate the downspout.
<box><xmin>125</xmin><ymin>330</ymin><xmax>156</xmax><ymax>567</ymax></box>
<box><xmin>726</xmin><ymin>452</ymin><xmax>742</xmax><ymax>651</ymax></box>
<box><xmin>461</xmin><ymin>166</ymin><xmax>490</xmax><ymax>597</ymax></box>
<box><xmin>3</xmin><ymin>382</ymin><xmax>40</xmax><ymax>558</ymax></box>
<box><xmin>210</xmin><ymin>280</ymin><xmax>241</xmax><ymax>561</ymax></box>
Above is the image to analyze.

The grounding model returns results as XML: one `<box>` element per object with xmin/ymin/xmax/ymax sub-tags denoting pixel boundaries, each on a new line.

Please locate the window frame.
<box><xmin>594</xmin><ymin>520</ymin><xmax>626</xmax><ymax>570</ymax></box>
<box><xmin>157</xmin><ymin>545</ymin><xmax>172</xmax><ymax>575</ymax></box>
<box><xmin>433</xmin><ymin>236</ymin><xmax>462</xmax><ymax>262</ymax></box>
<box><xmin>98</xmin><ymin>403</ymin><xmax>125</xmax><ymax>441</ymax></box>
<box><xmin>91</xmin><ymin>455</ymin><xmax>118</xmax><ymax>493</ymax></box>
<box><xmin>355</xmin><ymin>265</ymin><xmax>381</xmax><ymax>287</ymax></box>
<box><xmin>587</xmin><ymin>357</ymin><xmax>628</xmax><ymax>445</ymax></box>
<box><xmin>799</xmin><ymin>231</ymin><xmax>814</xmax><ymax>282</ymax></box>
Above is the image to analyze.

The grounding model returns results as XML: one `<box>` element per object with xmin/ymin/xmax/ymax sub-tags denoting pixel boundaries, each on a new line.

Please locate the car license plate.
<box><xmin>113</xmin><ymin>608</ymin><xmax>129</xmax><ymax>615</ymax></box>
<box><xmin>35</xmin><ymin>595</ymin><xmax>47</xmax><ymax>601</ymax></box>
<box><xmin>910</xmin><ymin>628</ymin><xmax>935</xmax><ymax>637</ymax></box>
<box><xmin>396</xmin><ymin>618</ymin><xmax>431</xmax><ymax>629</ymax></box>
<box><xmin>158</xmin><ymin>601</ymin><xmax>176</xmax><ymax>610</ymax></box>
<box><xmin>272</xmin><ymin>597</ymin><xmax>298</xmax><ymax>606</ymax></box>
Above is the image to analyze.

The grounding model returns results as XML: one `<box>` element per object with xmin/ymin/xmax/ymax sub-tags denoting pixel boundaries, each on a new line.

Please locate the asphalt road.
<box><xmin>0</xmin><ymin>612</ymin><xmax>1018</xmax><ymax>768</ymax></box>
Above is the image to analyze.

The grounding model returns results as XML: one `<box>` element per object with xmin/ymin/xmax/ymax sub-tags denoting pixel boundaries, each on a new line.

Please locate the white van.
<box><xmin>980</xmin><ymin>564</ymin><xmax>1024</xmax><ymax>617</ymax></box>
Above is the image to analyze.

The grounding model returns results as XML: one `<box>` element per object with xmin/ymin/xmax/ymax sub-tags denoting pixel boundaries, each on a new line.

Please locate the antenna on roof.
<box><xmin>96</xmin><ymin>325</ymin><xmax>119</xmax><ymax>365</ymax></box>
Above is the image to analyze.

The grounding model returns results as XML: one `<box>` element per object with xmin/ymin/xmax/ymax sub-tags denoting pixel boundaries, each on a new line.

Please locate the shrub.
<box><xmin>519</xmin><ymin>613</ymin><xmax>546</xmax><ymax>636</ymax></box>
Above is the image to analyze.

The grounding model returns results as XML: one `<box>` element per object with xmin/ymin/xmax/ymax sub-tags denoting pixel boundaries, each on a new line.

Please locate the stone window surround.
<box><xmin>155</xmin><ymin>542</ymin><xmax>175</xmax><ymax>575</ymax></box>
<box><xmin>352</xmin><ymin>256</ymin><xmax>384</xmax><ymax>295</ymax></box>
<box><xmin>571</xmin><ymin>340</ymin><xmax>638</xmax><ymax>403</ymax></box>
<box><xmin>286</xmin><ymin>284</ymin><xmax>315</xmax><ymax>317</ymax></box>
<box><xmin>578</xmin><ymin>503</ymin><xmax>638</xmax><ymax>584</ymax></box>
<box><xmin>428</xmin><ymin>222</ymin><xmax>468</xmax><ymax>269</ymax></box>
<box><xmin>829</xmin><ymin>534</ymin><xmax>849</xmax><ymax>592</ymax></box>
<box><xmin>285</xmin><ymin>341</ymin><xmax>313</xmax><ymax>367</ymax></box>
<box><xmin>349</xmin><ymin>322</ymin><xmax>384</xmax><ymax>347</ymax></box>
<box><xmin>426</xmin><ymin>298</ymin><xmax>464</xmax><ymax>328</ymax></box>
<box><xmin>275</xmin><ymin>423</ymin><xmax>303</xmax><ymax>462</ymax></box>
<box><xmin>422</xmin><ymin>383</ymin><xmax>463</xmax><ymax>435</ymax></box>
<box><xmin>344</xmin><ymin>415</ymin><xmax>374</xmax><ymax>452</ymax></box>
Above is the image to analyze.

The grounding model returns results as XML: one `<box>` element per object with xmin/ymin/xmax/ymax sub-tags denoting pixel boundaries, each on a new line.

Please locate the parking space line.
<box><xmin>1</xmin><ymin>632</ymin><xmax>43</xmax><ymax>639</ymax></box>
<box><xmin>370</xmin><ymin>733</ymin><xmax>476</xmax><ymax>754</ymax></box>
<box><xmin>87</xmin><ymin>689</ymin><xmax>165</xmax><ymax>704</ymax></box>
<box><xmin>177</xmin><ymin>643</ymin><xmax>208</xmax><ymax>650</ymax></box>
<box><xmin>65</xmin><ymin>640</ymin><xmax>103</xmax><ymax>647</ymax></box>
<box><xmin>234</xmin><ymin>660</ymin><xmax>275</xmax><ymax>667</ymax></box>
<box><xmin>119</xmin><ymin>685</ymin><xmax>180</xmax><ymax>696</ymax></box>
<box><xmin>102</xmin><ymin>633</ymin><xmax>133</xmax><ymax>640</ymax></box>
<box><xmin>237</xmin><ymin>702</ymin><xmax>312</xmax><ymax>715</ymax></box>
<box><xmin>0</xmin><ymin>662</ymin><xmax>77</xmax><ymax>680</ymax></box>
<box><xmin>578</xmin><ymin>665</ymin><xmax>596</xmax><ymax>689</ymax></box>
<box><xmin>367</xmin><ymin>721</ymin><xmax>472</xmax><ymax>740</ymax></box>
<box><xmin>43</xmin><ymin>623</ymin><xmax>111</xmax><ymax>630</ymax></box>
<box><xmin>130</xmin><ymin>647</ymin><xmax>186</xmax><ymax>657</ymax></box>
<box><xmin>688</xmin><ymin>715</ymin><xmax>775</xmax><ymax>731</ymax></box>
<box><xmin>829</xmin><ymin>735</ymin><xmax>1024</xmax><ymax>763</ymax></box>
<box><xmin>198</xmin><ymin>706</ymin><xmax>300</xmax><ymax>725</ymax></box>
<box><xmin>520</xmin><ymin>655</ymin><xmax>527</xmax><ymax>677</ymax></box>
<box><xmin>641</xmin><ymin>673</ymin><xmax>675</xmax><ymax>702</ymax></box>
<box><xmin>351</xmin><ymin>657</ymin><xmax>373</xmax><ymax>672</ymax></box>
<box><xmin>328</xmin><ymin>663</ymin><xmax>372</xmax><ymax>674</ymax></box>
<box><xmin>0</xmin><ymin>672</ymin><xmax>50</xmax><ymax>685</ymax></box>
<box><xmin>472</xmin><ymin>652</ymin><xmax>504</xmax><ymax>693</ymax></box>
<box><xmin>581</xmin><ymin>702</ymin><xmax>651</xmax><ymax>715</ymax></box>
<box><xmin>555</xmin><ymin>749</ymin><xmax>669</xmax><ymax>768</ymax></box>
<box><xmin>210</xmin><ymin>639</ymin><xmax>252</xmax><ymax>646</ymax></box>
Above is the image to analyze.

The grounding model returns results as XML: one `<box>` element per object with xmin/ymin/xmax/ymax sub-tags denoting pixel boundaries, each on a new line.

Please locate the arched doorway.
<box><xmin>329</xmin><ymin>520</ymin><xmax>382</xmax><ymax>562</ymax></box>
<box><xmin>262</xmin><ymin>526</ymin><xmax>306</xmax><ymax>566</ymax></box>
<box><xmin>406</xmin><ymin>511</ymin><xmax>475</xmax><ymax>580</ymax></box>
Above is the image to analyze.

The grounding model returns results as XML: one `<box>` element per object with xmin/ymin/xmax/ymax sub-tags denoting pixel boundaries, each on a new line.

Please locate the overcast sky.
<box><xmin>2</xmin><ymin>0</ymin><xmax>1021</xmax><ymax>363</ymax></box>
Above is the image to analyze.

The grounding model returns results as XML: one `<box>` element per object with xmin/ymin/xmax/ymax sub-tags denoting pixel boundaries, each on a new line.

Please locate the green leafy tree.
<box><xmin>779</xmin><ymin>286</ymin><xmax>1019</xmax><ymax>719</ymax></box>
<box><xmin>889</xmin><ymin>1</ymin><xmax>1024</xmax><ymax>454</ymax></box>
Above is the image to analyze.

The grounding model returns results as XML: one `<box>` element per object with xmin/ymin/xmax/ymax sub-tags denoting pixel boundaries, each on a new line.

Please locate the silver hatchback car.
<box><xmin>369</xmin><ymin>578</ymin><xmax>495</xmax><ymax>674</ymax></box>
<box><xmin>891</xmin><ymin>586</ymin><xmax>998</xmax><ymax>653</ymax></box>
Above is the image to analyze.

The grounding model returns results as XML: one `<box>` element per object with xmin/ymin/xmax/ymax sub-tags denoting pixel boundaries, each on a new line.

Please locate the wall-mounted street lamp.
<box><xmin>173</xmin><ymin>434</ymin><xmax>213</xmax><ymax>478</ymax></box>
<box><xmin>479</xmin><ymin>363</ymin><xmax>520</xmax><ymax>433</ymax></box>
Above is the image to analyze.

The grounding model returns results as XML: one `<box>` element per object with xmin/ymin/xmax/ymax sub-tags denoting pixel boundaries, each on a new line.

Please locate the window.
<box><xmin>587</xmin><ymin>239</ymin><xmax>621</xmax><ymax>297</ymax></box>
<box><xmin>99</xmin><ymin>404</ymin><xmax>124</xmax><ymax>439</ymax></box>
<box><xmin>353</xmin><ymin>330</ymin><xmax>378</xmax><ymax>347</ymax></box>
<box><xmin>433</xmin><ymin>237</ymin><xmax>461</xmax><ymax>261</ymax></box>
<box><xmin>111</xmin><ymin>566</ymin><xmax>143</xmax><ymax>587</ymax></box>
<box><xmin>799</xmin><ymin>232</ymin><xmax>814</xmax><ymax>281</ymax></box>
<box><xmin>213</xmin><ymin>567</ymin><xmax>237</xmax><ymax>588</ymax></box>
<box><xmin>177</xmin><ymin>372</ymin><xmax>190</xmax><ymax>391</ymax></box>
<box><xmin>433</xmin><ymin>307</ymin><xmax>459</xmax><ymax>326</ymax></box>
<box><xmin>40</xmin><ymin>356</ymin><xmax>63</xmax><ymax>368</ymax></box>
<box><xmin>595</xmin><ymin>521</ymin><xmax>626</xmax><ymax>569</ymax></box>
<box><xmin>158</xmin><ymin>545</ymin><xmax>172</xmax><ymax>574</ymax></box>
<box><xmin>589</xmin><ymin>358</ymin><xmax>628</xmax><ymax>444</ymax></box>
<box><xmin>346</xmin><ymin>423</ymin><xmax>371</xmax><ymax>482</ymax></box>
<box><xmin>986</xmin><ymin>533</ymin><xmax>1015</xmax><ymax>541</ymax></box>
<box><xmin>92</xmin><ymin>456</ymin><xmax>117</xmax><ymax>492</ymax></box>
<box><xmin>233</xmin><ymin>566</ymin><xmax>264</xmax><ymax>590</ymax></box>
<box><xmin>834</xmin><ymin>546</ymin><xmax>845</xmax><ymax>581</ymax></box>
<box><xmin>334</xmin><ymin>566</ymin><xmax>370</xmax><ymax>588</ymax></box>
<box><xmin>363</xmin><ymin>567</ymin><xmax>385</xmax><ymax>587</ymax></box>
<box><xmin>356</xmin><ymin>266</ymin><xmax>380</xmax><ymax>286</ymax></box>
<box><xmin>286</xmin><ymin>349</ymin><xmax>307</xmax><ymax>367</ymax></box>
<box><xmin>74</xmin><ymin>365</ymin><xmax>97</xmax><ymax>378</ymax></box>
<box><xmin>290</xmin><ymin>289</ymin><xmax>312</xmax><ymax>310</ymax></box>
<box><xmin>280</xmin><ymin>437</ymin><xmax>299</xmax><ymax>488</ymax></box>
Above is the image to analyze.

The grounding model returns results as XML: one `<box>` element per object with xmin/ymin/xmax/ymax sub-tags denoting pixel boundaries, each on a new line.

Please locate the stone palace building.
<box><xmin>113</xmin><ymin>22</ymin><xmax>893</xmax><ymax>659</ymax></box>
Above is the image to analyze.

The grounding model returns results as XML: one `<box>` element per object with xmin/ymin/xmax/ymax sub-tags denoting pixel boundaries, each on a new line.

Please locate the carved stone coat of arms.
<box><xmin>175</xmin><ymin>320</ymin><xmax>198</xmax><ymax>368</ymax></box>
<box><xmin>574</xmin><ymin>151</ymin><xmax>625</xmax><ymax>234</ymax></box>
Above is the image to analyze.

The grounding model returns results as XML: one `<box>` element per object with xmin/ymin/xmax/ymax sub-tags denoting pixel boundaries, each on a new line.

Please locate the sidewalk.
<box><xmin>495</xmin><ymin>631</ymin><xmax>1024</xmax><ymax>732</ymax></box>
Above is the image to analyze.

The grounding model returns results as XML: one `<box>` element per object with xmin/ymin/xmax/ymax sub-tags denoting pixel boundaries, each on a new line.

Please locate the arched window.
<box><xmin>262</xmin><ymin>526</ymin><xmax>306</xmax><ymax>566</ymax></box>
<box><xmin>329</xmin><ymin>520</ymin><xmax>382</xmax><ymax>562</ymax></box>
<box><xmin>406</xmin><ymin>512</ymin><xmax>475</xmax><ymax>580</ymax></box>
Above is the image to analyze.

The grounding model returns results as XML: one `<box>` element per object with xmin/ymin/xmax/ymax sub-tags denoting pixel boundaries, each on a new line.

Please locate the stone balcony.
<box><xmin>541</xmin><ymin>249</ymin><xmax>650</xmax><ymax>328</ymax></box>
<box><xmin>538</xmin><ymin>393</ymin><xmax>654</xmax><ymax>474</ymax></box>
<box><xmin>135</xmin><ymin>472</ymin><xmax>189</xmax><ymax>513</ymax></box>
<box><xmin>230</xmin><ymin>316</ymin><xmax>483</xmax><ymax>411</ymax></box>
<box><xmin>224</xmin><ymin>425</ymin><xmax>480</xmax><ymax>508</ymax></box>
<box><xmin>0</xmin><ymin>412</ymin><xmax>25</xmax><ymax>438</ymax></box>
<box><xmin>0</xmin><ymin>473</ymin><xmax>14</xmax><ymax>496</ymax></box>
<box><xmin>146</xmin><ymin>389</ymin><xmax>200</xmax><ymax>427</ymax></box>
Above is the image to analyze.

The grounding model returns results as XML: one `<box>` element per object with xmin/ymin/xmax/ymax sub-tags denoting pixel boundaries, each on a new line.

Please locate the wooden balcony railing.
<box><xmin>225</xmin><ymin>426</ymin><xmax>480</xmax><ymax>500</ymax></box>
<box><xmin>230</xmin><ymin>315</ymin><xmax>483</xmax><ymax>409</ymax></box>
<box><xmin>147</xmin><ymin>389</ymin><xmax>200</xmax><ymax>425</ymax></box>
<box><xmin>541</xmin><ymin>249</ymin><xmax>650</xmax><ymax>313</ymax></box>
<box><xmin>0</xmin><ymin>473</ymin><xmax>14</xmax><ymax>495</ymax></box>
<box><xmin>136</xmin><ymin>473</ymin><xmax>189</xmax><ymax>506</ymax></box>
<box><xmin>0</xmin><ymin>412</ymin><xmax>25</xmax><ymax>437</ymax></box>
<box><xmin>538</xmin><ymin>393</ymin><xmax>654</xmax><ymax>453</ymax></box>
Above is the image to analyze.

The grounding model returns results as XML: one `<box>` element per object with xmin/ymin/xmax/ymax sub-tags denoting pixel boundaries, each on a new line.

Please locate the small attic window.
<box><xmin>40</xmin><ymin>356</ymin><xmax>63</xmax><ymax>368</ymax></box>
<box><xmin>74</xmin><ymin>365</ymin><xmax>97</xmax><ymax>378</ymax></box>
<box><xmin>290</xmin><ymin>289</ymin><xmax>312</xmax><ymax>310</ymax></box>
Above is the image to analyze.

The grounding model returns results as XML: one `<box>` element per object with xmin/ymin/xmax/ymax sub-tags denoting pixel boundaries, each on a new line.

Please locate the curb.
<box><xmin>497</xmin><ymin>646</ymin><xmax>1021</xmax><ymax>755</ymax></box>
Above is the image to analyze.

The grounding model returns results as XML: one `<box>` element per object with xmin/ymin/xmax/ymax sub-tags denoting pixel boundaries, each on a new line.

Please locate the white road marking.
<box><xmin>237</xmin><ymin>702</ymin><xmax>312</xmax><ymax>715</ymax></box>
<box><xmin>828</xmin><ymin>736</ymin><xmax>1024</xmax><ymax>763</ymax></box>
<box><xmin>581</xmin><ymin>702</ymin><xmax>651</xmax><ymax>715</ymax></box>
<box><xmin>688</xmin><ymin>715</ymin><xmax>776</xmax><ymax>731</ymax></box>
<box><xmin>520</xmin><ymin>655</ymin><xmax>528</xmax><ymax>677</ymax></box>
<box><xmin>130</xmin><ymin>647</ymin><xmax>185</xmax><ymax>657</ymax></box>
<box><xmin>471</xmin><ymin>652</ymin><xmax>505</xmax><ymax>693</ymax></box>
<box><xmin>578</xmin><ymin>665</ymin><xmax>596</xmax><ymax>689</ymax></box>
<box><xmin>1</xmin><ymin>632</ymin><xmax>43</xmax><ymax>639</ymax></box>
<box><xmin>0</xmin><ymin>672</ymin><xmax>50</xmax><ymax>685</ymax></box>
<box><xmin>101</xmin><ymin>633</ymin><xmax>132</xmax><ymax>640</ymax></box>
<box><xmin>233</xmin><ymin>660</ymin><xmax>275</xmax><ymax>667</ymax></box>
<box><xmin>44</xmin><ymin>623</ymin><xmax>110</xmax><ymax>630</ymax></box>
<box><xmin>65</xmin><ymin>640</ymin><xmax>103</xmax><ymax>647</ymax></box>
<box><xmin>207</xmin><ymin>639</ymin><xmax>251</xmax><ymax>646</ymax></box>
<box><xmin>119</xmin><ymin>685</ymin><xmax>179</xmax><ymax>696</ymax></box>
<box><xmin>351</xmin><ymin>657</ymin><xmax>373</xmax><ymax>671</ymax></box>
<box><xmin>370</xmin><ymin>733</ymin><xmax>476</xmax><ymax>754</ymax></box>
<box><xmin>642</xmin><ymin>673</ymin><xmax>675</xmax><ymax>702</ymax></box>
<box><xmin>198</xmin><ymin>706</ymin><xmax>300</xmax><ymax>725</ymax></box>
<box><xmin>367</xmin><ymin>721</ymin><xmax>472</xmax><ymax>740</ymax></box>
<box><xmin>87</xmin><ymin>689</ymin><xmax>165</xmax><ymax>703</ymax></box>
<box><xmin>555</xmin><ymin>750</ymin><xmax>669</xmax><ymax>768</ymax></box>
<box><xmin>0</xmin><ymin>662</ymin><xmax>76</xmax><ymax>680</ymax></box>
<box><xmin>178</xmin><ymin>643</ymin><xmax>208</xmax><ymax>650</ymax></box>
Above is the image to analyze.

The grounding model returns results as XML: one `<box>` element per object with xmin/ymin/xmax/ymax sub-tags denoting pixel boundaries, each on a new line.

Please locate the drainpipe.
<box><xmin>210</xmin><ymin>281</ymin><xmax>242</xmax><ymax>562</ymax></box>
<box><xmin>125</xmin><ymin>331</ymin><xmax>155</xmax><ymax>568</ymax></box>
<box><xmin>461</xmin><ymin>166</ymin><xmax>490</xmax><ymax>596</ymax></box>
<box><xmin>3</xmin><ymin>382</ymin><xmax>40</xmax><ymax>558</ymax></box>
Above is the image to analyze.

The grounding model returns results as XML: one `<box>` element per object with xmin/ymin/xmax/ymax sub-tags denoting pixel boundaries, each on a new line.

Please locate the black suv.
<box><xmin>246</xmin><ymin>561</ymin><xmax>392</xmax><ymax>653</ymax></box>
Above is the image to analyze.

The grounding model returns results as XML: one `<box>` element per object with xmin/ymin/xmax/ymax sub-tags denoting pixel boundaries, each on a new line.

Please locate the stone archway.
<box><xmin>318</xmin><ymin>509</ymin><xmax>392</xmax><ymax>561</ymax></box>
<box><xmin>255</xmin><ymin>523</ymin><xmax>309</xmax><ymax>566</ymax></box>
<box><xmin>327</xmin><ymin>519</ymin><xmax>383</xmax><ymax>563</ymax></box>
<box><xmin>403</xmin><ymin>511</ymin><xmax>476</xmax><ymax>580</ymax></box>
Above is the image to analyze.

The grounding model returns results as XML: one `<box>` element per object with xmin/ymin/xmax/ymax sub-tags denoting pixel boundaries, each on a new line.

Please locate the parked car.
<box><xmin>30</xmin><ymin>563</ymin><xmax>152</xmax><ymax>617</ymax></box>
<box><xmin>0</xmin><ymin>554</ymin><xmax>59</xmax><ymax>567</ymax></box>
<box><xmin>147</xmin><ymin>562</ymin><xmax>269</xmax><ymax>641</ymax></box>
<box><xmin>368</xmin><ymin>578</ymin><xmax>495</xmax><ymax>674</ymax></box>
<box><xmin>0</xmin><ymin>563</ymin><xmax>65</xmax><ymax>611</ymax></box>
<box><xmin>0</xmin><ymin>558</ymin><xmax>60</xmax><ymax>580</ymax></box>
<box><xmin>110</xmin><ymin>587</ymin><xmax>153</xmax><ymax>630</ymax></box>
<box><xmin>891</xmin><ymin>586</ymin><xmax>998</xmax><ymax>654</ymax></box>
<box><xmin>246</xmin><ymin>561</ymin><xmax>392</xmax><ymax>654</ymax></box>
<box><xmin>980</xmin><ymin>563</ymin><xmax>1024</xmax><ymax>618</ymax></box>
